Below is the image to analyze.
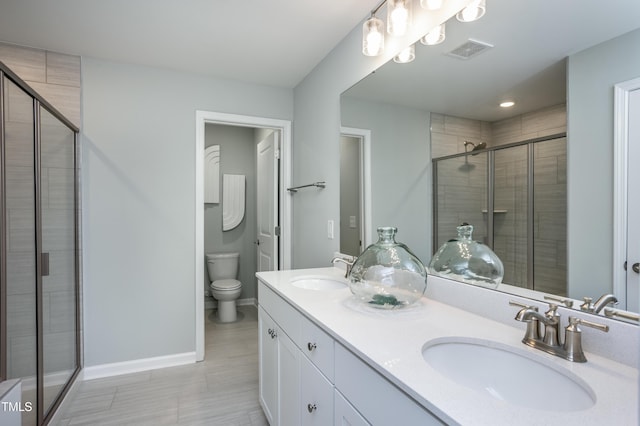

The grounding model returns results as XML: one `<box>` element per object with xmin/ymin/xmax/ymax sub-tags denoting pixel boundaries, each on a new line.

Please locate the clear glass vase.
<box><xmin>429</xmin><ymin>223</ymin><xmax>504</xmax><ymax>288</ymax></box>
<box><xmin>349</xmin><ymin>227</ymin><xmax>427</xmax><ymax>309</ymax></box>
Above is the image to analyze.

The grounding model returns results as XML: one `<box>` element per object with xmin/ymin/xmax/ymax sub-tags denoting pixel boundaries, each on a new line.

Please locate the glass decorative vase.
<box><xmin>349</xmin><ymin>227</ymin><xmax>427</xmax><ymax>309</ymax></box>
<box><xmin>429</xmin><ymin>223</ymin><xmax>504</xmax><ymax>288</ymax></box>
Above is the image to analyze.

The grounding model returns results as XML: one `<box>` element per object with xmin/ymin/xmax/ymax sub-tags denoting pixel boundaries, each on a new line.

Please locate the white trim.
<box><xmin>341</xmin><ymin>127</ymin><xmax>372</xmax><ymax>248</ymax></box>
<box><xmin>613</xmin><ymin>77</ymin><xmax>640</xmax><ymax>310</ymax></box>
<box><xmin>195</xmin><ymin>111</ymin><xmax>292</xmax><ymax>361</ymax></box>
<box><xmin>83</xmin><ymin>352</ymin><xmax>196</xmax><ymax>381</ymax></box>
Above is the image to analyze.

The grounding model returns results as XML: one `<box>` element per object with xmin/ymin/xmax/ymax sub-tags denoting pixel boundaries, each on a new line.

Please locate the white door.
<box><xmin>257</xmin><ymin>131</ymin><xmax>279</xmax><ymax>271</ymax></box>
<box><xmin>626</xmin><ymin>88</ymin><xmax>640</xmax><ymax>312</ymax></box>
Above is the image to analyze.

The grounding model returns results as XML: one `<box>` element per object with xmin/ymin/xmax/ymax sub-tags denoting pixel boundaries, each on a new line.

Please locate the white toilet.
<box><xmin>206</xmin><ymin>252</ymin><xmax>243</xmax><ymax>322</ymax></box>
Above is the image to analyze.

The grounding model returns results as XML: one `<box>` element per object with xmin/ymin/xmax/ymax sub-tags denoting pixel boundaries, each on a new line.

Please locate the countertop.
<box><xmin>256</xmin><ymin>267</ymin><xmax>638</xmax><ymax>426</ymax></box>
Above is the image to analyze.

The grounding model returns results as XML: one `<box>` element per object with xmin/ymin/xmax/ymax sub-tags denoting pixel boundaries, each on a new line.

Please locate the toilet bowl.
<box><xmin>206</xmin><ymin>252</ymin><xmax>242</xmax><ymax>322</ymax></box>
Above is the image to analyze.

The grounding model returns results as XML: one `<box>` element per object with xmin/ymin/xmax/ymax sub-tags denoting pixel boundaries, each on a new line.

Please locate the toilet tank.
<box><xmin>206</xmin><ymin>252</ymin><xmax>239</xmax><ymax>281</ymax></box>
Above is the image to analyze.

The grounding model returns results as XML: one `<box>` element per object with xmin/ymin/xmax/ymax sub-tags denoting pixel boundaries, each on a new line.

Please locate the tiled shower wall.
<box><xmin>432</xmin><ymin>105</ymin><xmax>567</xmax><ymax>294</ymax></box>
<box><xmin>0</xmin><ymin>43</ymin><xmax>81</xmax><ymax>382</ymax></box>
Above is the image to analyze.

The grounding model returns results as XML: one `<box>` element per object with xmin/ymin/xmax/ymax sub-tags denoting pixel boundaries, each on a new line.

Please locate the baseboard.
<box><xmin>83</xmin><ymin>351</ymin><xmax>196</xmax><ymax>381</ymax></box>
<box><xmin>205</xmin><ymin>297</ymin><xmax>257</xmax><ymax>310</ymax></box>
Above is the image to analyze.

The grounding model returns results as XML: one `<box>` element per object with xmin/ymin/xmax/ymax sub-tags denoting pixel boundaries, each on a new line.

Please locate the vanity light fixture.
<box><xmin>456</xmin><ymin>0</ymin><xmax>486</xmax><ymax>22</ymax></box>
<box><xmin>500</xmin><ymin>101</ymin><xmax>515</xmax><ymax>108</ymax></box>
<box><xmin>420</xmin><ymin>23</ymin><xmax>446</xmax><ymax>45</ymax></box>
<box><xmin>387</xmin><ymin>0</ymin><xmax>412</xmax><ymax>37</ymax></box>
<box><xmin>361</xmin><ymin>0</ymin><xmax>487</xmax><ymax>57</ymax></box>
<box><xmin>362</xmin><ymin>15</ymin><xmax>385</xmax><ymax>56</ymax></box>
<box><xmin>421</xmin><ymin>0</ymin><xmax>446</xmax><ymax>10</ymax></box>
<box><xmin>393</xmin><ymin>44</ymin><xmax>416</xmax><ymax>63</ymax></box>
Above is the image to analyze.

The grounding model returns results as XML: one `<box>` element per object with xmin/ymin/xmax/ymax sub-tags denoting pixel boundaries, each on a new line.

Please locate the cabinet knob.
<box><xmin>267</xmin><ymin>328</ymin><xmax>277</xmax><ymax>339</ymax></box>
<box><xmin>307</xmin><ymin>403</ymin><xmax>317</xmax><ymax>413</ymax></box>
<box><xmin>307</xmin><ymin>342</ymin><xmax>317</xmax><ymax>351</ymax></box>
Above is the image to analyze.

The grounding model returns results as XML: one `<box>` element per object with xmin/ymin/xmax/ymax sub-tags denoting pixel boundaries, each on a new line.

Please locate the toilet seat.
<box><xmin>212</xmin><ymin>279</ymin><xmax>241</xmax><ymax>291</ymax></box>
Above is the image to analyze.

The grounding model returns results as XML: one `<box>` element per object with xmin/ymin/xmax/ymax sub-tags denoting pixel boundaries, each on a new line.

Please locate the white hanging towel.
<box><xmin>204</xmin><ymin>145</ymin><xmax>220</xmax><ymax>203</ymax></box>
<box><xmin>222</xmin><ymin>174</ymin><xmax>246</xmax><ymax>231</ymax></box>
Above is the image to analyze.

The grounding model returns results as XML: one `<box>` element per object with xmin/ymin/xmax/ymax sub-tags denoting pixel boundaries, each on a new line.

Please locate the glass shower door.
<box><xmin>493</xmin><ymin>145</ymin><xmax>529</xmax><ymax>288</ymax></box>
<box><xmin>434</xmin><ymin>152</ymin><xmax>488</xmax><ymax>248</ymax></box>
<box><xmin>39</xmin><ymin>105</ymin><xmax>78</xmax><ymax>417</ymax></box>
<box><xmin>3</xmin><ymin>76</ymin><xmax>38</xmax><ymax>425</ymax></box>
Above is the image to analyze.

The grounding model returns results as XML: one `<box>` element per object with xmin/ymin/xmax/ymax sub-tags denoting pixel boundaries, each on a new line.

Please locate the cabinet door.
<box><xmin>335</xmin><ymin>389</ymin><xmax>370</xmax><ymax>426</ymax></box>
<box><xmin>300</xmin><ymin>355</ymin><xmax>333</xmax><ymax>426</ymax></box>
<box><xmin>278</xmin><ymin>330</ymin><xmax>300</xmax><ymax>426</ymax></box>
<box><xmin>258</xmin><ymin>307</ymin><xmax>278</xmax><ymax>425</ymax></box>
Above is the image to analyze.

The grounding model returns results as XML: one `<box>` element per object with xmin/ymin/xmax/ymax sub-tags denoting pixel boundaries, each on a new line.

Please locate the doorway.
<box><xmin>340</xmin><ymin>127</ymin><xmax>372</xmax><ymax>255</ymax></box>
<box><xmin>195</xmin><ymin>111</ymin><xmax>292</xmax><ymax>361</ymax></box>
<box><xmin>614</xmin><ymin>77</ymin><xmax>640</xmax><ymax>311</ymax></box>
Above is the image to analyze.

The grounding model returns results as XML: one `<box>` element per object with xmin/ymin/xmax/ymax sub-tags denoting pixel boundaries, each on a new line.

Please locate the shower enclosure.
<box><xmin>0</xmin><ymin>62</ymin><xmax>80</xmax><ymax>425</ymax></box>
<box><xmin>433</xmin><ymin>134</ymin><xmax>566</xmax><ymax>295</ymax></box>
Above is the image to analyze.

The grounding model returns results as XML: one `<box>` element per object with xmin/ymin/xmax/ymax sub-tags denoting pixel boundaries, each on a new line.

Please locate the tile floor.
<box><xmin>55</xmin><ymin>305</ymin><xmax>268</xmax><ymax>425</ymax></box>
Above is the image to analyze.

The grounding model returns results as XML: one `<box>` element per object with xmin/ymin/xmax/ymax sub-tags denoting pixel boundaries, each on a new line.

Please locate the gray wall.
<box><xmin>81</xmin><ymin>57</ymin><xmax>292</xmax><ymax>366</ymax></box>
<box><xmin>204</xmin><ymin>124</ymin><xmax>258</xmax><ymax>301</ymax></box>
<box><xmin>567</xmin><ymin>28</ymin><xmax>640</xmax><ymax>298</ymax></box>
<box><xmin>341</xmin><ymin>97</ymin><xmax>432</xmax><ymax>263</ymax></box>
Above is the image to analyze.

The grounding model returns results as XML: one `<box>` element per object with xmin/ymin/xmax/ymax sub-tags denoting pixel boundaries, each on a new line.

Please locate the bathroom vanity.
<box><xmin>256</xmin><ymin>267</ymin><xmax>638</xmax><ymax>426</ymax></box>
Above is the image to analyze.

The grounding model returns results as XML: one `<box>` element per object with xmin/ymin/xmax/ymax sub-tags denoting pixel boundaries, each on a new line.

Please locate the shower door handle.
<box><xmin>41</xmin><ymin>252</ymin><xmax>50</xmax><ymax>277</ymax></box>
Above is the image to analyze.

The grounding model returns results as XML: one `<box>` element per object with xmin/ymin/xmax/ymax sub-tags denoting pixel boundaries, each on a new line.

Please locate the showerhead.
<box><xmin>473</xmin><ymin>142</ymin><xmax>487</xmax><ymax>151</ymax></box>
<box><xmin>464</xmin><ymin>141</ymin><xmax>487</xmax><ymax>154</ymax></box>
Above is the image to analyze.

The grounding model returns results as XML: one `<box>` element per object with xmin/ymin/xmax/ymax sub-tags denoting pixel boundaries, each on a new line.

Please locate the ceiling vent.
<box><xmin>447</xmin><ymin>39</ymin><xmax>493</xmax><ymax>60</ymax></box>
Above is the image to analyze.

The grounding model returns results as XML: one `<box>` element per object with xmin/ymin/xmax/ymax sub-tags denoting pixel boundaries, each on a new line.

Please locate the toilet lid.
<box><xmin>212</xmin><ymin>279</ymin><xmax>241</xmax><ymax>290</ymax></box>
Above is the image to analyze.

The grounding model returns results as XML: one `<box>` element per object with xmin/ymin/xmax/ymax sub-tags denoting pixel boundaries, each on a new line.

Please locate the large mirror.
<box><xmin>340</xmin><ymin>0</ymin><xmax>640</xmax><ymax>319</ymax></box>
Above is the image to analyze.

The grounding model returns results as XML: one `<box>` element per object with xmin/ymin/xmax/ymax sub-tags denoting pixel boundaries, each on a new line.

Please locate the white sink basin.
<box><xmin>422</xmin><ymin>337</ymin><xmax>596</xmax><ymax>412</ymax></box>
<box><xmin>290</xmin><ymin>276</ymin><xmax>348</xmax><ymax>291</ymax></box>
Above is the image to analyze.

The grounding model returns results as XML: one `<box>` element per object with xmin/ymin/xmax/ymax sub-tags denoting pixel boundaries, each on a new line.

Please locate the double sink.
<box><xmin>289</xmin><ymin>274</ymin><xmax>596</xmax><ymax>413</ymax></box>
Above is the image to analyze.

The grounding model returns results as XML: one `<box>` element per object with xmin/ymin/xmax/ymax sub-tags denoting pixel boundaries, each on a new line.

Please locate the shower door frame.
<box><xmin>0</xmin><ymin>61</ymin><xmax>81</xmax><ymax>425</ymax></box>
<box><xmin>432</xmin><ymin>132</ymin><xmax>567</xmax><ymax>290</ymax></box>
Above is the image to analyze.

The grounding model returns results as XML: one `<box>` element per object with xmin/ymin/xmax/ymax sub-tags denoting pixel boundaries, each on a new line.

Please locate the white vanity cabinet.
<box><xmin>258</xmin><ymin>306</ymin><xmax>300</xmax><ymax>426</ymax></box>
<box><xmin>258</xmin><ymin>280</ymin><xmax>443</xmax><ymax>426</ymax></box>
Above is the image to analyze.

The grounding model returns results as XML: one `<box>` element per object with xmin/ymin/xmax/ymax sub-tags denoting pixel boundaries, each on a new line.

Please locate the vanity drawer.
<box><xmin>300</xmin><ymin>314</ymin><xmax>335</xmax><ymax>382</ymax></box>
<box><xmin>258</xmin><ymin>280</ymin><xmax>301</xmax><ymax>342</ymax></box>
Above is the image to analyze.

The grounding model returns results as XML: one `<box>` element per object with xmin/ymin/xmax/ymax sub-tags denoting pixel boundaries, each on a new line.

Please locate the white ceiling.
<box><xmin>0</xmin><ymin>0</ymin><xmax>379</xmax><ymax>88</ymax></box>
<box><xmin>344</xmin><ymin>0</ymin><xmax>640</xmax><ymax>122</ymax></box>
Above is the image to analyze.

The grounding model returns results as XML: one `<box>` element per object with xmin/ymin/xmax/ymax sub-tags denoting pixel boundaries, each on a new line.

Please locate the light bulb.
<box><xmin>421</xmin><ymin>0</ymin><xmax>444</xmax><ymax>10</ymax></box>
<box><xmin>420</xmin><ymin>24</ymin><xmax>446</xmax><ymax>45</ymax></box>
<box><xmin>388</xmin><ymin>0</ymin><xmax>412</xmax><ymax>36</ymax></box>
<box><xmin>393</xmin><ymin>45</ymin><xmax>415</xmax><ymax>63</ymax></box>
<box><xmin>456</xmin><ymin>0</ymin><xmax>486</xmax><ymax>22</ymax></box>
<box><xmin>362</xmin><ymin>17</ymin><xmax>384</xmax><ymax>56</ymax></box>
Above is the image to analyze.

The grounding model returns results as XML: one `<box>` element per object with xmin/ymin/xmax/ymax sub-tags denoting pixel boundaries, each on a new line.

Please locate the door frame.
<box><xmin>613</xmin><ymin>77</ymin><xmax>640</xmax><ymax>310</ymax></box>
<box><xmin>340</xmin><ymin>127</ymin><xmax>372</xmax><ymax>250</ymax></box>
<box><xmin>195</xmin><ymin>111</ymin><xmax>292</xmax><ymax>361</ymax></box>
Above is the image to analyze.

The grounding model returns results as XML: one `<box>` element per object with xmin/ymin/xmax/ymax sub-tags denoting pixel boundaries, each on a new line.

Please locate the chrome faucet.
<box><xmin>592</xmin><ymin>293</ymin><xmax>619</xmax><ymax>313</ymax></box>
<box><xmin>511</xmin><ymin>301</ymin><xmax>609</xmax><ymax>362</ymax></box>
<box><xmin>331</xmin><ymin>256</ymin><xmax>355</xmax><ymax>278</ymax></box>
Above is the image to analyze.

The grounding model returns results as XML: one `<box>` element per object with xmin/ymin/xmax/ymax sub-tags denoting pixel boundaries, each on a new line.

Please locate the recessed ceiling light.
<box><xmin>500</xmin><ymin>101</ymin><xmax>515</xmax><ymax>108</ymax></box>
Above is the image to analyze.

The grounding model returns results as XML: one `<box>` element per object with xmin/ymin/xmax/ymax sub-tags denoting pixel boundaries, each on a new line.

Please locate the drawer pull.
<box><xmin>307</xmin><ymin>342</ymin><xmax>317</xmax><ymax>351</ymax></box>
<box><xmin>307</xmin><ymin>403</ymin><xmax>317</xmax><ymax>413</ymax></box>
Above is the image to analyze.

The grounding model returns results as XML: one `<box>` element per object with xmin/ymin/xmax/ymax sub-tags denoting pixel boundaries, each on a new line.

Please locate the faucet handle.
<box><xmin>603</xmin><ymin>308</ymin><xmax>640</xmax><ymax>322</ymax></box>
<box><xmin>509</xmin><ymin>300</ymin><xmax>538</xmax><ymax>310</ymax></box>
<box><xmin>568</xmin><ymin>316</ymin><xmax>609</xmax><ymax>333</ymax></box>
<box><xmin>579</xmin><ymin>297</ymin><xmax>594</xmax><ymax>312</ymax></box>
<box><xmin>563</xmin><ymin>317</ymin><xmax>608</xmax><ymax>362</ymax></box>
<box><xmin>544</xmin><ymin>294</ymin><xmax>574</xmax><ymax>308</ymax></box>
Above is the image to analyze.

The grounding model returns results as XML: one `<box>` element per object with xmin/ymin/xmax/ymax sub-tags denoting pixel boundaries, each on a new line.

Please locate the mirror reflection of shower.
<box><xmin>459</xmin><ymin>141</ymin><xmax>487</xmax><ymax>171</ymax></box>
<box><xmin>464</xmin><ymin>141</ymin><xmax>487</xmax><ymax>153</ymax></box>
